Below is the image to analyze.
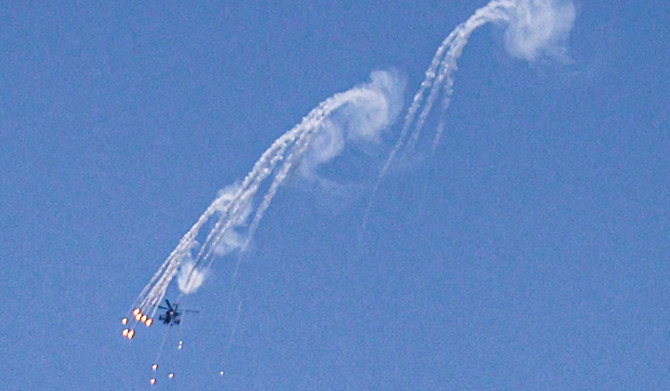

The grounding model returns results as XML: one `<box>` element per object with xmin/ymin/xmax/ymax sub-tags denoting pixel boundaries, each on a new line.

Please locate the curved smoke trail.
<box><xmin>366</xmin><ymin>0</ymin><xmax>575</xmax><ymax>225</ymax></box>
<box><xmin>126</xmin><ymin>70</ymin><xmax>403</xmax><ymax>323</ymax></box>
<box><xmin>125</xmin><ymin>0</ymin><xmax>575</xmax><ymax>332</ymax></box>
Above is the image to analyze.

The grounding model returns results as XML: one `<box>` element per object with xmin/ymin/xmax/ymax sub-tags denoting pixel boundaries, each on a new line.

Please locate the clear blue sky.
<box><xmin>1</xmin><ymin>1</ymin><xmax>669</xmax><ymax>389</ymax></box>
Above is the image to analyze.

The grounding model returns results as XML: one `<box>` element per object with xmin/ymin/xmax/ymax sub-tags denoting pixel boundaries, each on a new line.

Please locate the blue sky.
<box><xmin>1</xmin><ymin>1</ymin><xmax>669</xmax><ymax>389</ymax></box>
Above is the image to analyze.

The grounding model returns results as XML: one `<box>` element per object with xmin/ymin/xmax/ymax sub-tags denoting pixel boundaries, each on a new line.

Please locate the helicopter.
<box><xmin>156</xmin><ymin>299</ymin><xmax>199</xmax><ymax>326</ymax></box>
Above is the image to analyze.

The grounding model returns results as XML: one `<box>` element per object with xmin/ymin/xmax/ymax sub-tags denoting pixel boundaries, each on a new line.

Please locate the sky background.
<box><xmin>1</xmin><ymin>1</ymin><xmax>670</xmax><ymax>389</ymax></box>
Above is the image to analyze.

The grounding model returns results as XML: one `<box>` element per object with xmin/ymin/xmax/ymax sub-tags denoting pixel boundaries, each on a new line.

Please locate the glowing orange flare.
<box><xmin>145</xmin><ymin>318</ymin><xmax>153</xmax><ymax>327</ymax></box>
<box><xmin>134</xmin><ymin>313</ymin><xmax>142</xmax><ymax>321</ymax></box>
<box><xmin>141</xmin><ymin>314</ymin><xmax>148</xmax><ymax>322</ymax></box>
<box><xmin>149</xmin><ymin>378</ymin><xmax>156</xmax><ymax>385</ymax></box>
<box><xmin>121</xmin><ymin>317</ymin><xmax>128</xmax><ymax>325</ymax></box>
<box><xmin>122</xmin><ymin>328</ymin><xmax>129</xmax><ymax>337</ymax></box>
<box><xmin>168</xmin><ymin>373</ymin><xmax>174</xmax><ymax>379</ymax></box>
<box><xmin>133</xmin><ymin>308</ymin><xmax>141</xmax><ymax>316</ymax></box>
<box><xmin>127</xmin><ymin>329</ymin><xmax>135</xmax><ymax>339</ymax></box>
<box><xmin>151</xmin><ymin>364</ymin><xmax>158</xmax><ymax>371</ymax></box>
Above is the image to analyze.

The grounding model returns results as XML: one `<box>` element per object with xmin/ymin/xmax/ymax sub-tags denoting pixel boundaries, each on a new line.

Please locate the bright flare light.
<box><xmin>168</xmin><ymin>373</ymin><xmax>174</xmax><ymax>379</ymax></box>
<box><xmin>133</xmin><ymin>308</ymin><xmax>141</xmax><ymax>316</ymax></box>
<box><xmin>121</xmin><ymin>318</ymin><xmax>128</xmax><ymax>325</ymax></box>
<box><xmin>122</xmin><ymin>329</ymin><xmax>129</xmax><ymax>337</ymax></box>
<box><xmin>145</xmin><ymin>318</ymin><xmax>153</xmax><ymax>327</ymax></box>
<box><xmin>151</xmin><ymin>364</ymin><xmax>158</xmax><ymax>371</ymax></box>
<box><xmin>149</xmin><ymin>378</ymin><xmax>156</xmax><ymax>385</ymax></box>
<box><xmin>141</xmin><ymin>314</ymin><xmax>147</xmax><ymax>322</ymax></box>
<box><xmin>134</xmin><ymin>313</ymin><xmax>142</xmax><ymax>321</ymax></box>
<box><xmin>127</xmin><ymin>329</ymin><xmax>135</xmax><ymax>339</ymax></box>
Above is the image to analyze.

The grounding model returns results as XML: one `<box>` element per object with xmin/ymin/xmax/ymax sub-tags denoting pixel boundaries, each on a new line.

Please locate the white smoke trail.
<box><xmin>504</xmin><ymin>0</ymin><xmax>576</xmax><ymax>61</ymax></box>
<box><xmin>128</xmin><ymin>70</ymin><xmax>403</xmax><ymax>319</ymax></box>
<box><xmin>366</xmin><ymin>0</ymin><xmax>575</xmax><ymax>224</ymax></box>
<box><xmin>127</xmin><ymin>0</ymin><xmax>576</xmax><ymax>328</ymax></box>
<box><xmin>177</xmin><ymin>258</ymin><xmax>207</xmax><ymax>295</ymax></box>
<box><xmin>377</xmin><ymin>0</ymin><xmax>515</xmax><ymax>185</ymax></box>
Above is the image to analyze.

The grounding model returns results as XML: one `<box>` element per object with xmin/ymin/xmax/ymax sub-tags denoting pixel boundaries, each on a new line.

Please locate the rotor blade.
<box><xmin>165</xmin><ymin>299</ymin><xmax>173</xmax><ymax>310</ymax></box>
<box><xmin>156</xmin><ymin>306</ymin><xmax>168</xmax><ymax>310</ymax></box>
<box><xmin>184</xmin><ymin>309</ymin><xmax>200</xmax><ymax>314</ymax></box>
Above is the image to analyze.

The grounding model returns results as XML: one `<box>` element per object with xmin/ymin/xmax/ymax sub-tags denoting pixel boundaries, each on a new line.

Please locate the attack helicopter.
<box><xmin>156</xmin><ymin>299</ymin><xmax>200</xmax><ymax>326</ymax></box>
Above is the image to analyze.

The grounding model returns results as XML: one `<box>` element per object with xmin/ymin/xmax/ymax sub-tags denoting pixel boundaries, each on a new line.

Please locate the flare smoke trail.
<box><xmin>371</xmin><ymin>0</ymin><xmax>575</xmax><ymax>204</ymax></box>
<box><xmin>124</xmin><ymin>0</ymin><xmax>574</xmax><ymax>334</ymax></box>
<box><xmin>125</xmin><ymin>70</ymin><xmax>403</xmax><ymax>325</ymax></box>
